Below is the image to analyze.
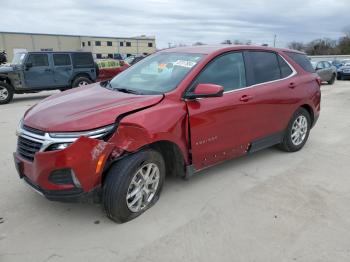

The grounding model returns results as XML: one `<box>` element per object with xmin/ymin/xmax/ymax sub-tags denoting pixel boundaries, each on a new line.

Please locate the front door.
<box><xmin>186</xmin><ymin>52</ymin><xmax>257</xmax><ymax>170</ymax></box>
<box><xmin>52</xmin><ymin>53</ymin><xmax>73</xmax><ymax>87</ymax></box>
<box><xmin>24</xmin><ymin>53</ymin><xmax>55</xmax><ymax>89</ymax></box>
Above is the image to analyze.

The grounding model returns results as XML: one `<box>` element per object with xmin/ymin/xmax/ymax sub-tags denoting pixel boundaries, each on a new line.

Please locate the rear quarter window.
<box><xmin>72</xmin><ymin>53</ymin><xmax>94</xmax><ymax>68</ymax></box>
<box><xmin>284</xmin><ymin>51</ymin><xmax>315</xmax><ymax>73</ymax></box>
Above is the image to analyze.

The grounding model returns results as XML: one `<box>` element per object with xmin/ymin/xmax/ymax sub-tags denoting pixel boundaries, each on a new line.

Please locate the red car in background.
<box><xmin>96</xmin><ymin>59</ymin><xmax>129</xmax><ymax>82</ymax></box>
<box><xmin>14</xmin><ymin>45</ymin><xmax>321</xmax><ymax>223</ymax></box>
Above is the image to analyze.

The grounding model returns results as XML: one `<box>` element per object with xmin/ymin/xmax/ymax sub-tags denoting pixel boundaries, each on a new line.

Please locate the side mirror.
<box><xmin>25</xmin><ymin>62</ymin><xmax>32</xmax><ymax>69</ymax></box>
<box><xmin>185</xmin><ymin>83</ymin><xmax>224</xmax><ymax>99</ymax></box>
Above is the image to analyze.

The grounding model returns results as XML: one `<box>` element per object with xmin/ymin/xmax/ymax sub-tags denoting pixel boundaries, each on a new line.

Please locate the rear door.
<box><xmin>315</xmin><ymin>61</ymin><xmax>327</xmax><ymax>81</ymax></box>
<box><xmin>243</xmin><ymin>51</ymin><xmax>297</xmax><ymax>142</ymax></box>
<box><xmin>53</xmin><ymin>53</ymin><xmax>73</xmax><ymax>87</ymax></box>
<box><xmin>186</xmin><ymin>52</ymin><xmax>259</xmax><ymax>170</ymax></box>
<box><xmin>322</xmin><ymin>61</ymin><xmax>333</xmax><ymax>81</ymax></box>
<box><xmin>24</xmin><ymin>53</ymin><xmax>55</xmax><ymax>88</ymax></box>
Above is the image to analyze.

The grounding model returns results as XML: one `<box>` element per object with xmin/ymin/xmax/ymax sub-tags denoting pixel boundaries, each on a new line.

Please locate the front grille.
<box><xmin>17</xmin><ymin>136</ymin><xmax>43</xmax><ymax>161</ymax></box>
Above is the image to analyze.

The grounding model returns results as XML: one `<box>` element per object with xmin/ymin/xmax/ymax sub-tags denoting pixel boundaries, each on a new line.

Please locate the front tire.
<box><xmin>279</xmin><ymin>108</ymin><xmax>311</xmax><ymax>152</ymax></box>
<box><xmin>103</xmin><ymin>149</ymin><xmax>165</xmax><ymax>223</ymax></box>
<box><xmin>72</xmin><ymin>77</ymin><xmax>92</xmax><ymax>88</ymax></box>
<box><xmin>0</xmin><ymin>82</ymin><xmax>14</xmax><ymax>105</ymax></box>
<box><xmin>328</xmin><ymin>74</ymin><xmax>336</xmax><ymax>85</ymax></box>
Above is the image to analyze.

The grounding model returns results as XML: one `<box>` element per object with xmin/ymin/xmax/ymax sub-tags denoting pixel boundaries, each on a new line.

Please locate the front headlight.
<box><xmin>45</xmin><ymin>124</ymin><xmax>115</xmax><ymax>152</ymax></box>
<box><xmin>46</xmin><ymin>143</ymin><xmax>72</xmax><ymax>151</ymax></box>
<box><xmin>49</xmin><ymin>124</ymin><xmax>115</xmax><ymax>139</ymax></box>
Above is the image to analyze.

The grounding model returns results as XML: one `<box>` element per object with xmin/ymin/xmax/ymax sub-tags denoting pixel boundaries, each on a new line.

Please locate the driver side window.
<box><xmin>192</xmin><ymin>52</ymin><xmax>246</xmax><ymax>92</ymax></box>
<box><xmin>27</xmin><ymin>54</ymin><xmax>49</xmax><ymax>67</ymax></box>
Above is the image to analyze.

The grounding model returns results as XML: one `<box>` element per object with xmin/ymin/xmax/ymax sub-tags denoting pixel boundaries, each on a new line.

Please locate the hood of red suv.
<box><xmin>23</xmin><ymin>84</ymin><xmax>163</xmax><ymax>132</ymax></box>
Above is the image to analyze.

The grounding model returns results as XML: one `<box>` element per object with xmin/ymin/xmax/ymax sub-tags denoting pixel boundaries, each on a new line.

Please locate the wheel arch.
<box><xmin>101</xmin><ymin>139</ymin><xmax>187</xmax><ymax>186</ymax></box>
<box><xmin>71</xmin><ymin>72</ymin><xmax>92</xmax><ymax>83</ymax></box>
<box><xmin>300</xmin><ymin>104</ymin><xmax>314</xmax><ymax>126</ymax></box>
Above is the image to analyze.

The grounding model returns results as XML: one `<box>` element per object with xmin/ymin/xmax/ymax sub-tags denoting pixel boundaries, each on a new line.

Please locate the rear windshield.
<box><xmin>284</xmin><ymin>51</ymin><xmax>315</xmax><ymax>73</ymax></box>
<box><xmin>72</xmin><ymin>53</ymin><xmax>94</xmax><ymax>68</ymax></box>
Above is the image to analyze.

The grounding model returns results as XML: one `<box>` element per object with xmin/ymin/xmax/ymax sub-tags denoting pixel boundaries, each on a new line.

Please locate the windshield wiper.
<box><xmin>115</xmin><ymin>87</ymin><xmax>142</xmax><ymax>95</ymax></box>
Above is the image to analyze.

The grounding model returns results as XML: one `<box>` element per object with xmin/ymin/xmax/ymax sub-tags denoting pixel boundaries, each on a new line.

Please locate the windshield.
<box><xmin>109</xmin><ymin>52</ymin><xmax>204</xmax><ymax>94</ymax></box>
<box><xmin>311</xmin><ymin>61</ymin><xmax>317</xmax><ymax>69</ymax></box>
<box><xmin>11</xmin><ymin>53</ymin><xmax>26</xmax><ymax>65</ymax></box>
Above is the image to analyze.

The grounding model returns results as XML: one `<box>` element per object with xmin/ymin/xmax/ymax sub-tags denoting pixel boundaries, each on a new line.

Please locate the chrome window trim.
<box><xmin>183</xmin><ymin>53</ymin><xmax>297</xmax><ymax>101</ymax></box>
<box><xmin>223</xmin><ymin>53</ymin><xmax>297</xmax><ymax>94</ymax></box>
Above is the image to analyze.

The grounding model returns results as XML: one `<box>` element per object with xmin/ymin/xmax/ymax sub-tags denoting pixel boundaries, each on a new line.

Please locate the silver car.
<box><xmin>311</xmin><ymin>61</ymin><xmax>337</xmax><ymax>85</ymax></box>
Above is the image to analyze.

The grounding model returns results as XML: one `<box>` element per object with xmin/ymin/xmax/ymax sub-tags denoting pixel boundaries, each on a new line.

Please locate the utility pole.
<box><xmin>273</xmin><ymin>34</ymin><xmax>277</xmax><ymax>47</ymax></box>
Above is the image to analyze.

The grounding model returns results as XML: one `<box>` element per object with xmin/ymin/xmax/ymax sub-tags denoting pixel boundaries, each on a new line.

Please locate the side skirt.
<box><xmin>248</xmin><ymin>131</ymin><xmax>285</xmax><ymax>154</ymax></box>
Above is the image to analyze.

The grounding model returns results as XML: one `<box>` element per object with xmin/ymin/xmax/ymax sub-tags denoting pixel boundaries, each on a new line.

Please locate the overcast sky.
<box><xmin>1</xmin><ymin>0</ymin><xmax>349</xmax><ymax>48</ymax></box>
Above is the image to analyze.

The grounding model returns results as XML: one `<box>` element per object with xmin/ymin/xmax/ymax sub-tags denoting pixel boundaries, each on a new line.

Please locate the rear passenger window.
<box><xmin>193</xmin><ymin>52</ymin><xmax>246</xmax><ymax>92</ymax></box>
<box><xmin>284</xmin><ymin>51</ymin><xmax>315</xmax><ymax>73</ymax></box>
<box><xmin>278</xmin><ymin>56</ymin><xmax>293</xmax><ymax>78</ymax></box>
<box><xmin>53</xmin><ymin>54</ymin><xmax>71</xmax><ymax>66</ymax></box>
<box><xmin>27</xmin><ymin>54</ymin><xmax>49</xmax><ymax>67</ymax></box>
<box><xmin>249</xmin><ymin>51</ymin><xmax>280</xmax><ymax>84</ymax></box>
<box><xmin>72</xmin><ymin>53</ymin><xmax>94</xmax><ymax>68</ymax></box>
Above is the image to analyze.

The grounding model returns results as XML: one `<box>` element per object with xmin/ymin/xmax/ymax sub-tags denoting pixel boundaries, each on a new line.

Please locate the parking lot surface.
<box><xmin>1</xmin><ymin>81</ymin><xmax>350</xmax><ymax>262</ymax></box>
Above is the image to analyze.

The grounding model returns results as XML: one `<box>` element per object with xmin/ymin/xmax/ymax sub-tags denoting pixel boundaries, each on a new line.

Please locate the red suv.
<box><xmin>14</xmin><ymin>46</ymin><xmax>321</xmax><ymax>223</ymax></box>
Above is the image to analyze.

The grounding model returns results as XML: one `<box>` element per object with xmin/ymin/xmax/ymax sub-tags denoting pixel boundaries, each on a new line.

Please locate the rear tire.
<box><xmin>279</xmin><ymin>108</ymin><xmax>311</xmax><ymax>152</ymax></box>
<box><xmin>103</xmin><ymin>149</ymin><xmax>165</xmax><ymax>223</ymax></box>
<box><xmin>328</xmin><ymin>74</ymin><xmax>336</xmax><ymax>85</ymax></box>
<box><xmin>72</xmin><ymin>77</ymin><xmax>92</xmax><ymax>88</ymax></box>
<box><xmin>0</xmin><ymin>82</ymin><xmax>14</xmax><ymax>105</ymax></box>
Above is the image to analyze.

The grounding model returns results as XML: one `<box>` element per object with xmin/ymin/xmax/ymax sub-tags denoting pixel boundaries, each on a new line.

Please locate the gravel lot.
<box><xmin>1</xmin><ymin>81</ymin><xmax>350</xmax><ymax>262</ymax></box>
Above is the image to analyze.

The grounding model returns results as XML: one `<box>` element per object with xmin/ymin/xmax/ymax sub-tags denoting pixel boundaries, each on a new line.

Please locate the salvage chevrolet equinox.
<box><xmin>14</xmin><ymin>46</ymin><xmax>321</xmax><ymax>223</ymax></box>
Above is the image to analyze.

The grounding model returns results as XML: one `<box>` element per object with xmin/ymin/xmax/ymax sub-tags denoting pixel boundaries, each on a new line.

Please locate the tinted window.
<box><xmin>284</xmin><ymin>51</ymin><xmax>315</xmax><ymax>73</ymax></box>
<box><xmin>278</xmin><ymin>56</ymin><xmax>293</xmax><ymax>78</ymax></box>
<box><xmin>27</xmin><ymin>54</ymin><xmax>49</xmax><ymax>67</ymax></box>
<box><xmin>72</xmin><ymin>53</ymin><xmax>94</xmax><ymax>67</ymax></box>
<box><xmin>193</xmin><ymin>52</ymin><xmax>246</xmax><ymax>92</ymax></box>
<box><xmin>148</xmin><ymin>43</ymin><xmax>153</xmax><ymax>47</ymax></box>
<box><xmin>95</xmin><ymin>41</ymin><xmax>101</xmax><ymax>46</ymax></box>
<box><xmin>120</xmin><ymin>42</ymin><xmax>124</xmax><ymax>47</ymax></box>
<box><xmin>250</xmin><ymin>51</ymin><xmax>280</xmax><ymax>84</ymax></box>
<box><xmin>126</xmin><ymin>42</ymin><xmax>131</xmax><ymax>47</ymax></box>
<box><xmin>53</xmin><ymin>54</ymin><xmax>71</xmax><ymax>66</ymax></box>
<box><xmin>107</xmin><ymin>41</ymin><xmax>112</xmax><ymax>46</ymax></box>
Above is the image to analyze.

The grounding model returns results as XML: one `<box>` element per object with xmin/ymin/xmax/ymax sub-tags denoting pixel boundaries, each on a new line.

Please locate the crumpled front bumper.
<box><xmin>14</xmin><ymin>136</ymin><xmax>114</xmax><ymax>202</ymax></box>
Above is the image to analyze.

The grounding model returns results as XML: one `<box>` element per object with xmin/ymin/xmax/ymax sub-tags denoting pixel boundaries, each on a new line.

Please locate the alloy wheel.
<box><xmin>0</xmin><ymin>86</ymin><xmax>9</xmax><ymax>101</ymax></box>
<box><xmin>126</xmin><ymin>163</ymin><xmax>160</xmax><ymax>213</ymax></box>
<box><xmin>78</xmin><ymin>81</ymin><xmax>89</xmax><ymax>86</ymax></box>
<box><xmin>291</xmin><ymin>115</ymin><xmax>308</xmax><ymax>146</ymax></box>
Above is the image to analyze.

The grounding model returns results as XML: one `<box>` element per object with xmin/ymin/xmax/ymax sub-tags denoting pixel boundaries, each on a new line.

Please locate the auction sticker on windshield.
<box><xmin>174</xmin><ymin>60</ymin><xmax>197</xmax><ymax>68</ymax></box>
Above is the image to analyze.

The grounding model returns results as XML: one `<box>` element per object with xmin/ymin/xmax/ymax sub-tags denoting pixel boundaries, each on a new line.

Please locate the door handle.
<box><xmin>239</xmin><ymin>95</ymin><xmax>253</xmax><ymax>102</ymax></box>
<box><xmin>288</xmin><ymin>82</ymin><xmax>297</xmax><ymax>89</ymax></box>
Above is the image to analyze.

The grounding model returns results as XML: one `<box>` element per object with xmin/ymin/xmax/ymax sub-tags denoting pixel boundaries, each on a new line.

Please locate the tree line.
<box><xmin>288</xmin><ymin>30</ymin><xmax>350</xmax><ymax>55</ymax></box>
